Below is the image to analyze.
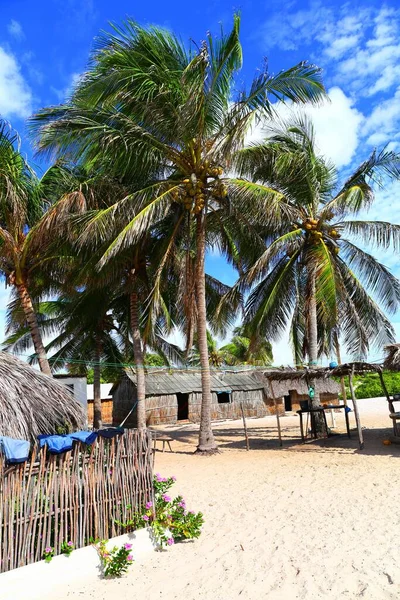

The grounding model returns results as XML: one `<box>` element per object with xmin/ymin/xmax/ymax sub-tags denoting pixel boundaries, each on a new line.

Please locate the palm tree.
<box><xmin>237</xmin><ymin>115</ymin><xmax>400</xmax><ymax>420</ymax></box>
<box><xmin>0</xmin><ymin>120</ymin><xmax>52</xmax><ymax>375</ymax></box>
<box><xmin>4</xmin><ymin>289</ymin><xmax>124</xmax><ymax>428</ymax></box>
<box><xmin>219</xmin><ymin>326</ymin><xmax>273</xmax><ymax>366</ymax></box>
<box><xmin>30</xmin><ymin>16</ymin><xmax>326</xmax><ymax>452</ymax></box>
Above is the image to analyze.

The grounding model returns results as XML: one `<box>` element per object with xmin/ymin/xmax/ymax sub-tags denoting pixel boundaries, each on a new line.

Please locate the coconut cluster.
<box><xmin>295</xmin><ymin>217</ymin><xmax>341</xmax><ymax>254</ymax></box>
<box><xmin>170</xmin><ymin>164</ymin><xmax>227</xmax><ymax>214</ymax></box>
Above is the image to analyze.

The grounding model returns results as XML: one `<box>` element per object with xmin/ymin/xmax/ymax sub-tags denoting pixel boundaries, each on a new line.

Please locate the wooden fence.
<box><xmin>87</xmin><ymin>399</ymin><xmax>113</xmax><ymax>424</ymax></box>
<box><xmin>0</xmin><ymin>429</ymin><xmax>154</xmax><ymax>573</ymax></box>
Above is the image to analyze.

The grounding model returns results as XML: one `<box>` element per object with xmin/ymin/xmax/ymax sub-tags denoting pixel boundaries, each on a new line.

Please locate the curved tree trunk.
<box><xmin>195</xmin><ymin>213</ymin><xmax>218</xmax><ymax>454</ymax></box>
<box><xmin>307</xmin><ymin>268</ymin><xmax>325</xmax><ymax>437</ymax></box>
<box><xmin>93</xmin><ymin>336</ymin><xmax>102</xmax><ymax>429</ymax></box>
<box><xmin>16</xmin><ymin>282</ymin><xmax>52</xmax><ymax>376</ymax></box>
<box><xmin>130</xmin><ymin>289</ymin><xmax>146</xmax><ymax>430</ymax></box>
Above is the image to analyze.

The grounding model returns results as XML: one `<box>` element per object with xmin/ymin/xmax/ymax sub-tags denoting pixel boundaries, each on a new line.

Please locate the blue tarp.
<box><xmin>69</xmin><ymin>430</ymin><xmax>98</xmax><ymax>445</ymax></box>
<box><xmin>38</xmin><ymin>434</ymin><xmax>74</xmax><ymax>454</ymax></box>
<box><xmin>38</xmin><ymin>429</ymin><xmax>124</xmax><ymax>454</ymax></box>
<box><xmin>97</xmin><ymin>427</ymin><xmax>124</xmax><ymax>439</ymax></box>
<box><xmin>0</xmin><ymin>436</ymin><xmax>30</xmax><ymax>463</ymax></box>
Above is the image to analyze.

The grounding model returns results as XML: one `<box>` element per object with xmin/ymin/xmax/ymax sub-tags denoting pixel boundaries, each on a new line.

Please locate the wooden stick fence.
<box><xmin>0</xmin><ymin>429</ymin><xmax>154</xmax><ymax>573</ymax></box>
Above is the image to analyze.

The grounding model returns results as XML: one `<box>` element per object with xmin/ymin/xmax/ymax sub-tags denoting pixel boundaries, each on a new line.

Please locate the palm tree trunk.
<box><xmin>308</xmin><ymin>268</ymin><xmax>325</xmax><ymax>437</ymax></box>
<box><xmin>93</xmin><ymin>337</ymin><xmax>102</xmax><ymax>429</ymax></box>
<box><xmin>195</xmin><ymin>213</ymin><xmax>217</xmax><ymax>453</ymax></box>
<box><xmin>334</xmin><ymin>334</ymin><xmax>347</xmax><ymax>405</ymax></box>
<box><xmin>16</xmin><ymin>282</ymin><xmax>52</xmax><ymax>376</ymax></box>
<box><xmin>130</xmin><ymin>290</ymin><xmax>146</xmax><ymax>430</ymax></box>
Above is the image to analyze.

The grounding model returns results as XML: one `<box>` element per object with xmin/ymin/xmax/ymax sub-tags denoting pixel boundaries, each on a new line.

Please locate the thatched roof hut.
<box><xmin>112</xmin><ymin>368</ymin><xmax>269</xmax><ymax>426</ymax></box>
<box><xmin>384</xmin><ymin>344</ymin><xmax>400</xmax><ymax>372</ymax></box>
<box><xmin>0</xmin><ymin>352</ymin><xmax>86</xmax><ymax>443</ymax></box>
<box><xmin>262</xmin><ymin>368</ymin><xmax>339</xmax><ymax>398</ymax></box>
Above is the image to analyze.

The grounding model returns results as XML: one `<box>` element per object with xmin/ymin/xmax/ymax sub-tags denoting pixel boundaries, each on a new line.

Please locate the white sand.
<box><xmin>46</xmin><ymin>398</ymin><xmax>400</xmax><ymax>600</ymax></box>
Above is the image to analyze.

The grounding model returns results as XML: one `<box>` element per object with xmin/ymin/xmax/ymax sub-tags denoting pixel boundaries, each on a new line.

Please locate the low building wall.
<box><xmin>0</xmin><ymin>528</ymin><xmax>157</xmax><ymax>600</ymax></box>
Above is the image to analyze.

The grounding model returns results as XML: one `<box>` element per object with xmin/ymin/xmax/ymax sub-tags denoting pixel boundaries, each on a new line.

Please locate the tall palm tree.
<box><xmin>237</xmin><ymin>115</ymin><xmax>400</xmax><ymax>418</ymax></box>
<box><xmin>0</xmin><ymin>120</ymin><xmax>52</xmax><ymax>375</ymax></box>
<box><xmin>30</xmin><ymin>16</ymin><xmax>326</xmax><ymax>451</ymax></box>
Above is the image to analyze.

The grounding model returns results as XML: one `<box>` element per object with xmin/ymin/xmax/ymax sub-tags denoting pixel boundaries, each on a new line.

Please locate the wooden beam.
<box><xmin>240</xmin><ymin>403</ymin><xmax>250</xmax><ymax>451</ymax></box>
<box><xmin>348</xmin><ymin>365</ymin><xmax>364</xmax><ymax>450</ymax></box>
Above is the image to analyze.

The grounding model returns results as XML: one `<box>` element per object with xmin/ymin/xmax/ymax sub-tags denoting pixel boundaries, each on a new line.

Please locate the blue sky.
<box><xmin>1</xmin><ymin>0</ymin><xmax>400</xmax><ymax>364</ymax></box>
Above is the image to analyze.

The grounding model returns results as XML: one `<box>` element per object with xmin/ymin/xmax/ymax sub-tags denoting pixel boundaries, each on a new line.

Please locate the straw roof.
<box><xmin>261</xmin><ymin>369</ymin><xmax>339</xmax><ymax>397</ymax></box>
<box><xmin>0</xmin><ymin>351</ymin><xmax>86</xmax><ymax>443</ymax></box>
<box><xmin>124</xmin><ymin>368</ymin><xmax>265</xmax><ymax>395</ymax></box>
<box><xmin>383</xmin><ymin>344</ymin><xmax>400</xmax><ymax>372</ymax></box>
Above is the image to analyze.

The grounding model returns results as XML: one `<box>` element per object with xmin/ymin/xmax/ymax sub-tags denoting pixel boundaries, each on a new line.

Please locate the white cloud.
<box><xmin>0</xmin><ymin>47</ymin><xmax>32</xmax><ymax>118</ymax></box>
<box><xmin>302</xmin><ymin>87</ymin><xmax>363</xmax><ymax>168</ymax></box>
<box><xmin>248</xmin><ymin>87</ymin><xmax>363</xmax><ymax>169</ymax></box>
<box><xmin>7</xmin><ymin>20</ymin><xmax>24</xmax><ymax>41</ymax></box>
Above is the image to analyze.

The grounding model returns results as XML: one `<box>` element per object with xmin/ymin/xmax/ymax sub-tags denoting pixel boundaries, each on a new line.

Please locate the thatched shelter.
<box><xmin>263</xmin><ymin>363</ymin><xmax>390</xmax><ymax>449</ymax></box>
<box><xmin>384</xmin><ymin>344</ymin><xmax>400</xmax><ymax>372</ymax></box>
<box><xmin>0</xmin><ymin>352</ymin><xmax>86</xmax><ymax>443</ymax></box>
<box><xmin>262</xmin><ymin>369</ymin><xmax>339</xmax><ymax>413</ymax></box>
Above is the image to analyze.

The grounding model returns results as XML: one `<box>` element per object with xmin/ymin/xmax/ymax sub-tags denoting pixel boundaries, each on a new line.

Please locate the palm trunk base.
<box><xmin>195</xmin><ymin>446</ymin><xmax>220</xmax><ymax>455</ymax></box>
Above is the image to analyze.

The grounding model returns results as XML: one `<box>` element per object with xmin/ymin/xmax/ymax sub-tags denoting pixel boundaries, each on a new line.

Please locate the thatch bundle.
<box><xmin>384</xmin><ymin>344</ymin><xmax>400</xmax><ymax>372</ymax></box>
<box><xmin>0</xmin><ymin>351</ymin><xmax>85</xmax><ymax>443</ymax></box>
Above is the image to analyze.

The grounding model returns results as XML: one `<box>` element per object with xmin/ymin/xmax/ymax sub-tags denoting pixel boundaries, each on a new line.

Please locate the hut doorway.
<box><xmin>177</xmin><ymin>393</ymin><xmax>189</xmax><ymax>420</ymax></box>
<box><xmin>284</xmin><ymin>394</ymin><xmax>292</xmax><ymax>412</ymax></box>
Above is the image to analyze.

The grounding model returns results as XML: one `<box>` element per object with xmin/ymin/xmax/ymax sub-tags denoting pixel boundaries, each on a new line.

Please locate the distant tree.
<box><xmin>219</xmin><ymin>326</ymin><xmax>273</xmax><ymax>365</ymax></box>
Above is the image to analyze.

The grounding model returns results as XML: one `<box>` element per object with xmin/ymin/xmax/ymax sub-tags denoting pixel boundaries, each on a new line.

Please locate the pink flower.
<box><xmin>145</xmin><ymin>501</ymin><xmax>153</xmax><ymax>509</ymax></box>
<box><xmin>171</xmin><ymin>475</ymin><xmax>177</xmax><ymax>481</ymax></box>
<box><xmin>45</xmin><ymin>547</ymin><xmax>52</xmax><ymax>554</ymax></box>
<box><xmin>124</xmin><ymin>543</ymin><xmax>132</xmax><ymax>550</ymax></box>
<box><xmin>67</xmin><ymin>541</ymin><xmax>73</xmax><ymax>547</ymax></box>
<box><xmin>127</xmin><ymin>554</ymin><xmax>133</xmax><ymax>562</ymax></box>
<box><xmin>162</xmin><ymin>494</ymin><xmax>171</xmax><ymax>502</ymax></box>
<box><xmin>167</xmin><ymin>538</ymin><xmax>174</xmax><ymax>546</ymax></box>
<box><xmin>178</xmin><ymin>501</ymin><xmax>186</xmax><ymax>508</ymax></box>
<box><xmin>142</xmin><ymin>515</ymin><xmax>149</xmax><ymax>521</ymax></box>
<box><xmin>189</xmin><ymin>510</ymin><xmax>195</xmax><ymax>515</ymax></box>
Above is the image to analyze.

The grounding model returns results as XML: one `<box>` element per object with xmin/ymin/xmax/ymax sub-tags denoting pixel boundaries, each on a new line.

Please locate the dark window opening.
<box><xmin>177</xmin><ymin>393</ymin><xmax>189</xmax><ymax>420</ymax></box>
<box><xmin>217</xmin><ymin>391</ymin><xmax>231</xmax><ymax>404</ymax></box>
<box><xmin>284</xmin><ymin>394</ymin><xmax>292</xmax><ymax>412</ymax></box>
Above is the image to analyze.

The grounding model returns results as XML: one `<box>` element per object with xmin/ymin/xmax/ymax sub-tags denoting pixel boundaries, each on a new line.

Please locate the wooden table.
<box><xmin>153</xmin><ymin>437</ymin><xmax>174</xmax><ymax>452</ymax></box>
<box><xmin>296</xmin><ymin>405</ymin><xmax>351</xmax><ymax>441</ymax></box>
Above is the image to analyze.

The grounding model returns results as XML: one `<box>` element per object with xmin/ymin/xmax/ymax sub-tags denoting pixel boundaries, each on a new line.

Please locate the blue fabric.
<box><xmin>345</xmin><ymin>406</ymin><xmax>352</xmax><ymax>413</ymax></box>
<box><xmin>69</xmin><ymin>431</ymin><xmax>98</xmax><ymax>445</ymax></box>
<box><xmin>0</xmin><ymin>436</ymin><xmax>30</xmax><ymax>463</ymax></box>
<box><xmin>38</xmin><ymin>434</ymin><xmax>73</xmax><ymax>454</ymax></box>
<box><xmin>97</xmin><ymin>428</ymin><xmax>124</xmax><ymax>439</ymax></box>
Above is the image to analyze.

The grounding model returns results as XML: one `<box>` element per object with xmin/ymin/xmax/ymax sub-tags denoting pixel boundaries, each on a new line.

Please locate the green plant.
<box><xmin>60</xmin><ymin>540</ymin><xmax>74</xmax><ymax>556</ymax></box>
<box><xmin>149</xmin><ymin>474</ymin><xmax>204</xmax><ymax>548</ymax></box>
<box><xmin>43</xmin><ymin>546</ymin><xmax>54</xmax><ymax>563</ymax></box>
<box><xmin>97</xmin><ymin>540</ymin><xmax>134</xmax><ymax>578</ymax></box>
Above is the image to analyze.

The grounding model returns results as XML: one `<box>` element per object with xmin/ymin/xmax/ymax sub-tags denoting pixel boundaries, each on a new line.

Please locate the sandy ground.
<box><xmin>48</xmin><ymin>397</ymin><xmax>400</xmax><ymax>600</ymax></box>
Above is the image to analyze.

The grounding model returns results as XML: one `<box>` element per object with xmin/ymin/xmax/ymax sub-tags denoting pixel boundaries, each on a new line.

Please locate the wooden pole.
<box><xmin>268</xmin><ymin>381</ymin><xmax>283</xmax><ymax>447</ymax></box>
<box><xmin>240</xmin><ymin>403</ymin><xmax>250</xmax><ymax>451</ymax></box>
<box><xmin>377</xmin><ymin>367</ymin><xmax>393</xmax><ymax>408</ymax></box>
<box><xmin>348</xmin><ymin>365</ymin><xmax>364</xmax><ymax>450</ymax></box>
